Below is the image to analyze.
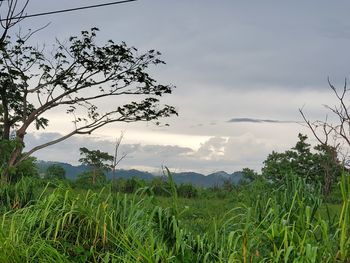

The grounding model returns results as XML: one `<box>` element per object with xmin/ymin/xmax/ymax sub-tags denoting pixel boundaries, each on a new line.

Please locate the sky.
<box><xmin>8</xmin><ymin>0</ymin><xmax>350</xmax><ymax>174</ymax></box>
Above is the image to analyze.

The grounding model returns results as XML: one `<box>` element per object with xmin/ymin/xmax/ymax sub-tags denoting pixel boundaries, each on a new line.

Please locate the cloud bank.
<box><xmin>24</xmin><ymin>132</ymin><xmax>276</xmax><ymax>174</ymax></box>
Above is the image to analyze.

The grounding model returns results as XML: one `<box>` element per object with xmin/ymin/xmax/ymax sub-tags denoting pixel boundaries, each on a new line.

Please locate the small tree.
<box><xmin>177</xmin><ymin>183</ymin><xmax>198</xmax><ymax>198</ymax></box>
<box><xmin>46</xmin><ymin>164</ymin><xmax>66</xmax><ymax>180</ymax></box>
<box><xmin>11</xmin><ymin>156</ymin><xmax>38</xmax><ymax>182</ymax></box>
<box><xmin>299</xmin><ymin>79</ymin><xmax>350</xmax><ymax>194</ymax></box>
<box><xmin>78</xmin><ymin>147</ymin><xmax>113</xmax><ymax>185</ymax></box>
<box><xmin>262</xmin><ymin>134</ymin><xmax>342</xmax><ymax>195</ymax></box>
<box><xmin>241</xmin><ymin>168</ymin><xmax>259</xmax><ymax>183</ymax></box>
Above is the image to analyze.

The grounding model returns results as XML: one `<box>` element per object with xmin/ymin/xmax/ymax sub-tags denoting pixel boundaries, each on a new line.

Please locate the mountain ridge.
<box><xmin>36</xmin><ymin>161</ymin><xmax>244</xmax><ymax>187</ymax></box>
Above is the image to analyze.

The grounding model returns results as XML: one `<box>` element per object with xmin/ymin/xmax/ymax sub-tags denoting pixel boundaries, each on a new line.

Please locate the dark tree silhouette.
<box><xmin>299</xmin><ymin>80</ymin><xmax>347</xmax><ymax>194</ymax></box>
<box><xmin>0</xmin><ymin>28</ymin><xmax>177</xmax><ymax>181</ymax></box>
<box><xmin>0</xmin><ymin>0</ymin><xmax>29</xmax><ymax>48</ymax></box>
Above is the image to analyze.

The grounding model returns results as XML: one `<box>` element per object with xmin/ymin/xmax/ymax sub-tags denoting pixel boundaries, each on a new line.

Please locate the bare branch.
<box><xmin>1</xmin><ymin>28</ymin><xmax>177</xmax><ymax>181</ymax></box>
<box><xmin>300</xmin><ymin>79</ymin><xmax>350</xmax><ymax>167</ymax></box>
<box><xmin>0</xmin><ymin>0</ymin><xmax>29</xmax><ymax>47</ymax></box>
<box><xmin>111</xmin><ymin>131</ymin><xmax>127</xmax><ymax>179</ymax></box>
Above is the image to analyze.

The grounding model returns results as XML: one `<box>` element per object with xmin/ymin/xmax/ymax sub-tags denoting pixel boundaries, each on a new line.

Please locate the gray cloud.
<box><xmin>228</xmin><ymin>118</ymin><xmax>298</xmax><ymax>124</ymax></box>
<box><xmin>11</xmin><ymin>0</ymin><xmax>349</xmax><ymax>172</ymax></box>
<box><xmin>19</xmin><ymin>0</ymin><xmax>350</xmax><ymax>93</ymax></box>
<box><xmin>24</xmin><ymin>132</ymin><xmax>281</xmax><ymax>173</ymax></box>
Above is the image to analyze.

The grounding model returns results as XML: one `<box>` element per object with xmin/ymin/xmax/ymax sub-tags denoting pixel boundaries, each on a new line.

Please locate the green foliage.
<box><xmin>111</xmin><ymin>177</ymin><xmax>146</xmax><ymax>194</ymax></box>
<box><xmin>79</xmin><ymin>147</ymin><xmax>113</xmax><ymax>171</ymax></box>
<box><xmin>10</xmin><ymin>156</ymin><xmax>39</xmax><ymax>182</ymax></box>
<box><xmin>0</xmin><ymin>172</ymin><xmax>349</xmax><ymax>261</ymax></box>
<box><xmin>78</xmin><ymin>147</ymin><xmax>113</xmax><ymax>185</ymax></box>
<box><xmin>0</xmin><ymin>139</ymin><xmax>18</xmax><ymax>171</ymax></box>
<box><xmin>111</xmin><ymin>177</ymin><xmax>198</xmax><ymax>198</ymax></box>
<box><xmin>241</xmin><ymin>167</ymin><xmax>259</xmax><ymax>183</ymax></box>
<box><xmin>0</xmin><ymin>173</ymin><xmax>348</xmax><ymax>262</ymax></box>
<box><xmin>0</xmin><ymin>27</ymin><xmax>177</xmax><ymax>182</ymax></box>
<box><xmin>0</xmin><ymin>103</ymin><xmax>3</xmax><ymax>134</ymax></box>
<box><xmin>45</xmin><ymin>164</ymin><xmax>66</xmax><ymax>180</ymax></box>
<box><xmin>262</xmin><ymin>133</ymin><xmax>342</xmax><ymax>194</ymax></box>
<box><xmin>177</xmin><ymin>183</ymin><xmax>198</xmax><ymax>198</ymax></box>
<box><xmin>339</xmin><ymin>175</ymin><xmax>350</xmax><ymax>261</ymax></box>
<box><xmin>0</xmin><ymin>177</ymin><xmax>35</xmax><ymax>210</ymax></box>
<box><xmin>0</xmin><ymin>139</ymin><xmax>39</xmax><ymax>182</ymax></box>
<box><xmin>150</xmin><ymin>177</ymin><xmax>172</xmax><ymax>197</ymax></box>
<box><xmin>124</xmin><ymin>177</ymin><xmax>145</xmax><ymax>193</ymax></box>
<box><xmin>222</xmin><ymin>178</ymin><xmax>235</xmax><ymax>192</ymax></box>
<box><xmin>76</xmin><ymin>170</ymin><xmax>106</xmax><ymax>187</ymax></box>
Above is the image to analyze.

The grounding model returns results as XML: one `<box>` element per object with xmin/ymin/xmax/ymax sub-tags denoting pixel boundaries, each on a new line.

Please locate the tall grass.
<box><xmin>0</xmin><ymin>177</ymin><xmax>35</xmax><ymax>210</ymax></box>
<box><xmin>0</xmin><ymin>173</ymin><xmax>348</xmax><ymax>262</ymax></box>
<box><xmin>338</xmin><ymin>175</ymin><xmax>350</xmax><ymax>261</ymax></box>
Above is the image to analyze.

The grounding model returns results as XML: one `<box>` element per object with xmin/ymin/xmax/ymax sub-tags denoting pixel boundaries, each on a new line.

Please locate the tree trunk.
<box><xmin>1</xmin><ymin>145</ymin><xmax>21</xmax><ymax>183</ymax></box>
<box><xmin>322</xmin><ymin>149</ymin><xmax>338</xmax><ymax>196</ymax></box>
<box><xmin>1</xmin><ymin>89</ymin><xmax>10</xmax><ymax>140</ymax></box>
<box><xmin>323</xmin><ymin>168</ymin><xmax>332</xmax><ymax>196</ymax></box>
<box><xmin>92</xmin><ymin>167</ymin><xmax>96</xmax><ymax>185</ymax></box>
<box><xmin>1</xmin><ymin>130</ymin><xmax>25</xmax><ymax>183</ymax></box>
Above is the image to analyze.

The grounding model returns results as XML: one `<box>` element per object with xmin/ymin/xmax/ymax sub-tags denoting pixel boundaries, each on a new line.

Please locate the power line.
<box><xmin>0</xmin><ymin>0</ymin><xmax>138</xmax><ymax>21</ymax></box>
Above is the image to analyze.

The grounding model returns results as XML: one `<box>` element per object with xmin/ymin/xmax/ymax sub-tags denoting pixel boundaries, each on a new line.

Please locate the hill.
<box><xmin>36</xmin><ymin>161</ymin><xmax>244</xmax><ymax>187</ymax></box>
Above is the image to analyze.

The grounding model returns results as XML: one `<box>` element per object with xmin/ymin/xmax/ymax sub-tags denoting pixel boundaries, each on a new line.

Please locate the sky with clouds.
<box><xmin>10</xmin><ymin>0</ymin><xmax>350</xmax><ymax>173</ymax></box>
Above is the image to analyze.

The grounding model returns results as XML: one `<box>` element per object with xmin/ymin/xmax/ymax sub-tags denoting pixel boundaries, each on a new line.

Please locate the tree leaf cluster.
<box><xmin>0</xmin><ymin>27</ymin><xmax>177</xmax><ymax>181</ymax></box>
<box><xmin>45</xmin><ymin>164</ymin><xmax>66</xmax><ymax>180</ymax></box>
<box><xmin>78</xmin><ymin>147</ymin><xmax>113</xmax><ymax>185</ymax></box>
<box><xmin>262</xmin><ymin>133</ymin><xmax>342</xmax><ymax>195</ymax></box>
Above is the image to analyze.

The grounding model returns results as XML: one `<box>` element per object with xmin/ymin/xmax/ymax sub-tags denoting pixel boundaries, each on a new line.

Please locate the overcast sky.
<box><xmin>13</xmin><ymin>0</ymin><xmax>350</xmax><ymax>173</ymax></box>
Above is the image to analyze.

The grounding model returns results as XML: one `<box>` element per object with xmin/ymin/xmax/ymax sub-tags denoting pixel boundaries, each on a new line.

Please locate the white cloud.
<box><xmin>24</xmin><ymin>131</ymin><xmax>287</xmax><ymax>173</ymax></box>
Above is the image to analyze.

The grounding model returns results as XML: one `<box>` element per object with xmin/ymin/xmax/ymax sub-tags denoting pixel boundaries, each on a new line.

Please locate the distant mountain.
<box><xmin>173</xmin><ymin>172</ymin><xmax>209</xmax><ymax>187</ymax></box>
<box><xmin>228</xmin><ymin>172</ymin><xmax>245</xmax><ymax>184</ymax></box>
<box><xmin>36</xmin><ymin>160</ymin><xmax>89</xmax><ymax>179</ymax></box>
<box><xmin>36</xmin><ymin>161</ymin><xmax>245</xmax><ymax>187</ymax></box>
<box><xmin>108</xmin><ymin>169</ymin><xmax>154</xmax><ymax>181</ymax></box>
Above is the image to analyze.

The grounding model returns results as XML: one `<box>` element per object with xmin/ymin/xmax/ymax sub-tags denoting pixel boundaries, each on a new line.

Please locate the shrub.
<box><xmin>124</xmin><ymin>177</ymin><xmax>145</xmax><ymax>193</ymax></box>
<box><xmin>45</xmin><ymin>164</ymin><xmax>66</xmax><ymax>180</ymax></box>
<box><xmin>76</xmin><ymin>170</ymin><xmax>106</xmax><ymax>187</ymax></box>
<box><xmin>151</xmin><ymin>177</ymin><xmax>172</xmax><ymax>197</ymax></box>
<box><xmin>177</xmin><ymin>183</ymin><xmax>198</xmax><ymax>198</ymax></box>
<box><xmin>0</xmin><ymin>177</ymin><xmax>35</xmax><ymax>210</ymax></box>
<box><xmin>111</xmin><ymin>177</ymin><xmax>146</xmax><ymax>194</ymax></box>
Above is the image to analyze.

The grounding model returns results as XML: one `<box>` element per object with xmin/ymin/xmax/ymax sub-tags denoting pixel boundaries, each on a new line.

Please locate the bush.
<box><xmin>151</xmin><ymin>177</ymin><xmax>172</xmax><ymax>197</ymax></box>
<box><xmin>111</xmin><ymin>177</ymin><xmax>146</xmax><ymax>194</ymax></box>
<box><xmin>76</xmin><ymin>170</ymin><xmax>106</xmax><ymax>187</ymax></box>
<box><xmin>177</xmin><ymin>183</ymin><xmax>198</xmax><ymax>198</ymax></box>
<box><xmin>0</xmin><ymin>140</ymin><xmax>39</xmax><ymax>183</ymax></box>
<box><xmin>7</xmin><ymin>156</ymin><xmax>39</xmax><ymax>183</ymax></box>
<box><xmin>0</xmin><ymin>177</ymin><xmax>35</xmax><ymax>210</ymax></box>
<box><xmin>45</xmin><ymin>164</ymin><xmax>66</xmax><ymax>180</ymax></box>
<box><xmin>124</xmin><ymin>177</ymin><xmax>145</xmax><ymax>193</ymax></box>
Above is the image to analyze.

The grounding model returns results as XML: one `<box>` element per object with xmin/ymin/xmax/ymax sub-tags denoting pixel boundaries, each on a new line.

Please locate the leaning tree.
<box><xmin>0</xmin><ymin>27</ymin><xmax>177</xmax><ymax>181</ymax></box>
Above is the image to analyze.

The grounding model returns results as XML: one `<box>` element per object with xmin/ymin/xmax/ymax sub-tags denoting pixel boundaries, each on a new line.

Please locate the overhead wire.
<box><xmin>0</xmin><ymin>0</ymin><xmax>138</xmax><ymax>21</ymax></box>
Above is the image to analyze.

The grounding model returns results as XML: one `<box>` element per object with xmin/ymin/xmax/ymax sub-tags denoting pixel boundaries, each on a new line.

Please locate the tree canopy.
<box><xmin>0</xmin><ymin>26</ymin><xmax>177</xmax><ymax>181</ymax></box>
<box><xmin>46</xmin><ymin>164</ymin><xmax>66</xmax><ymax>180</ymax></box>
<box><xmin>78</xmin><ymin>147</ymin><xmax>114</xmax><ymax>184</ymax></box>
<box><xmin>262</xmin><ymin>133</ymin><xmax>342</xmax><ymax>195</ymax></box>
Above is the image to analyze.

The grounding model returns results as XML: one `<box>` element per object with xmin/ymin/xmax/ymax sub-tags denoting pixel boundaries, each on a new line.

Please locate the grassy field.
<box><xmin>0</xmin><ymin>174</ymin><xmax>349</xmax><ymax>262</ymax></box>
